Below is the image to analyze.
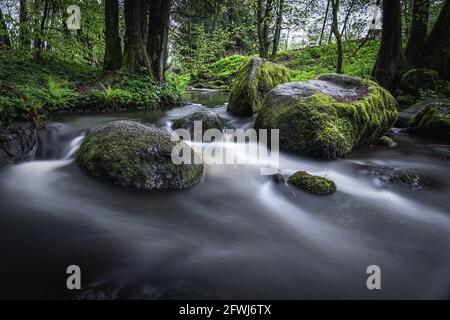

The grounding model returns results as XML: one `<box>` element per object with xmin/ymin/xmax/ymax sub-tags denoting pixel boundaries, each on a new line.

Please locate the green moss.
<box><xmin>409</xmin><ymin>102</ymin><xmax>450</xmax><ymax>141</ymax></box>
<box><xmin>227</xmin><ymin>58</ymin><xmax>290</xmax><ymax>116</ymax></box>
<box><xmin>255</xmin><ymin>76</ymin><xmax>398</xmax><ymax>159</ymax></box>
<box><xmin>398</xmin><ymin>69</ymin><xmax>438</xmax><ymax>97</ymax></box>
<box><xmin>77</xmin><ymin>121</ymin><xmax>204</xmax><ymax>190</ymax></box>
<box><xmin>287</xmin><ymin>171</ymin><xmax>336</xmax><ymax>195</ymax></box>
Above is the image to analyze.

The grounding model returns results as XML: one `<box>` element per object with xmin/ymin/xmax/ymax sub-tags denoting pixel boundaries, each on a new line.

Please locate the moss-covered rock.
<box><xmin>254</xmin><ymin>74</ymin><xmax>398</xmax><ymax>159</ymax></box>
<box><xmin>395</xmin><ymin>98</ymin><xmax>450</xmax><ymax>128</ymax></box>
<box><xmin>398</xmin><ymin>69</ymin><xmax>439</xmax><ymax>97</ymax></box>
<box><xmin>287</xmin><ymin>171</ymin><xmax>336</xmax><ymax>195</ymax></box>
<box><xmin>227</xmin><ymin>58</ymin><xmax>290</xmax><ymax>116</ymax></box>
<box><xmin>77</xmin><ymin>120</ymin><xmax>204</xmax><ymax>190</ymax></box>
<box><xmin>378</xmin><ymin>136</ymin><xmax>396</xmax><ymax>147</ymax></box>
<box><xmin>172</xmin><ymin>111</ymin><xmax>225</xmax><ymax>136</ymax></box>
<box><xmin>409</xmin><ymin>101</ymin><xmax>450</xmax><ymax>142</ymax></box>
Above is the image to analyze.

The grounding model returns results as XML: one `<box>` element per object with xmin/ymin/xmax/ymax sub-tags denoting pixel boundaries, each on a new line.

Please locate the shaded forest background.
<box><xmin>0</xmin><ymin>0</ymin><xmax>449</xmax><ymax>124</ymax></box>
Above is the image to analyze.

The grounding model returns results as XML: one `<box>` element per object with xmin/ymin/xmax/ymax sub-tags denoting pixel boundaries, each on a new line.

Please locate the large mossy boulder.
<box><xmin>254</xmin><ymin>74</ymin><xmax>398</xmax><ymax>159</ymax></box>
<box><xmin>409</xmin><ymin>101</ymin><xmax>450</xmax><ymax>142</ymax></box>
<box><xmin>77</xmin><ymin>120</ymin><xmax>204</xmax><ymax>190</ymax></box>
<box><xmin>227</xmin><ymin>58</ymin><xmax>290</xmax><ymax>117</ymax></box>
<box><xmin>172</xmin><ymin>111</ymin><xmax>225</xmax><ymax>136</ymax></box>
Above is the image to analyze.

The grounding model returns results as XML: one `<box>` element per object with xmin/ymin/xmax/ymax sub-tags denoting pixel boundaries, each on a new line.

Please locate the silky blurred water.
<box><xmin>0</xmin><ymin>89</ymin><xmax>449</xmax><ymax>299</ymax></box>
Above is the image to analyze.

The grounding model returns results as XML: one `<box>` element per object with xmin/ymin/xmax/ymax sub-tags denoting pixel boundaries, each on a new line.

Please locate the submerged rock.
<box><xmin>272</xmin><ymin>172</ymin><xmax>286</xmax><ymax>184</ymax></box>
<box><xmin>172</xmin><ymin>111</ymin><xmax>225</xmax><ymax>136</ymax></box>
<box><xmin>0</xmin><ymin>122</ymin><xmax>38</xmax><ymax>167</ymax></box>
<box><xmin>378</xmin><ymin>136</ymin><xmax>397</xmax><ymax>148</ymax></box>
<box><xmin>255</xmin><ymin>74</ymin><xmax>398</xmax><ymax>159</ymax></box>
<box><xmin>409</xmin><ymin>101</ymin><xmax>450</xmax><ymax>142</ymax></box>
<box><xmin>77</xmin><ymin>120</ymin><xmax>204</xmax><ymax>190</ymax></box>
<box><xmin>360</xmin><ymin>165</ymin><xmax>422</xmax><ymax>190</ymax></box>
<box><xmin>227</xmin><ymin>58</ymin><xmax>290</xmax><ymax>116</ymax></box>
<box><xmin>396</xmin><ymin>98</ymin><xmax>449</xmax><ymax>128</ymax></box>
<box><xmin>287</xmin><ymin>171</ymin><xmax>336</xmax><ymax>195</ymax></box>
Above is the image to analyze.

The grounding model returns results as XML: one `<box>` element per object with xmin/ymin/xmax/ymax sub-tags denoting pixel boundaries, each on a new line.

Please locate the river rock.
<box><xmin>359</xmin><ymin>165</ymin><xmax>423</xmax><ymax>190</ymax></box>
<box><xmin>378</xmin><ymin>136</ymin><xmax>397</xmax><ymax>147</ymax></box>
<box><xmin>227</xmin><ymin>58</ymin><xmax>290</xmax><ymax>117</ymax></box>
<box><xmin>287</xmin><ymin>171</ymin><xmax>336</xmax><ymax>195</ymax></box>
<box><xmin>77</xmin><ymin>120</ymin><xmax>204</xmax><ymax>190</ymax></box>
<box><xmin>409</xmin><ymin>101</ymin><xmax>450</xmax><ymax>142</ymax></box>
<box><xmin>254</xmin><ymin>74</ymin><xmax>398</xmax><ymax>159</ymax></box>
<box><xmin>0</xmin><ymin>122</ymin><xmax>38</xmax><ymax>167</ymax></box>
<box><xmin>172</xmin><ymin>111</ymin><xmax>225</xmax><ymax>136</ymax></box>
<box><xmin>395</xmin><ymin>98</ymin><xmax>449</xmax><ymax>128</ymax></box>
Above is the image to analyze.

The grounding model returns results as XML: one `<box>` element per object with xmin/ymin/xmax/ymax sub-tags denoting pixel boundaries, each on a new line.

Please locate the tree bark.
<box><xmin>341</xmin><ymin>0</ymin><xmax>355</xmax><ymax>40</ymax></box>
<box><xmin>104</xmin><ymin>0</ymin><xmax>122</xmax><ymax>71</ymax></box>
<box><xmin>405</xmin><ymin>0</ymin><xmax>430</xmax><ymax>65</ymax></box>
<box><xmin>0</xmin><ymin>7</ymin><xmax>12</xmax><ymax>49</ymax></box>
<box><xmin>271</xmin><ymin>0</ymin><xmax>285</xmax><ymax>60</ymax></box>
<box><xmin>34</xmin><ymin>0</ymin><xmax>49</xmax><ymax>60</ymax></box>
<box><xmin>319</xmin><ymin>0</ymin><xmax>331</xmax><ymax>46</ymax></box>
<box><xmin>147</xmin><ymin>0</ymin><xmax>172</xmax><ymax>82</ymax></box>
<box><xmin>19</xmin><ymin>0</ymin><xmax>30</xmax><ymax>47</ymax></box>
<box><xmin>419</xmin><ymin>0</ymin><xmax>450</xmax><ymax>80</ymax></box>
<box><xmin>372</xmin><ymin>0</ymin><xmax>403</xmax><ymax>91</ymax></box>
<box><xmin>257</xmin><ymin>0</ymin><xmax>273</xmax><ymax>59</ymax></box>
<box><xmin>331</xmin><ymin>0</ymin><xmax>343</xmax><ymax>73</ymax></box>
<box><xmin>122</xmin><ymin>0</ymin><xmax>150</xmax><ymax>74</ymax></box>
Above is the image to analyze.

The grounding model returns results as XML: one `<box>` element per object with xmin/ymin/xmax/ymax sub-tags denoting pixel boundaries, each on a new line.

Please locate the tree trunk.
<box><xmin>122</xmin><ymin>0</ymin><xmax>150</xmax><ymax>74</ymax></box>
<box><xmin>19</xmin><ymin>0</ymin><xmax>30</xmax><ymax>48</ymax></box>
<box><xmin>271</xmin><ymin>0</ymin><xmax>285</xmax><ymax>60</ymax></box>
<box><xmin>341</xmin><ymin>0</ymin><xmax>355</xmax><ymax>40</ymax></box>
<box><xmin>257</xmin><ymin>0</ymin><xmax>273</xmax><ymax>59</ymax></box>
<box><xmin>372</xmin><ymin>0</ymin><xmax>403</xmax><ymax>91</ymax></box>
<box><xmin>319</xmin><ymin>0</ymin><xmax>331</xmax><ymax>46</ymax></box>
<box><xmin>147</xmin><ymin>0</ymin><xmax>172</xmax><ymax>82</ymax></box>
<box><xmin>104</xmin><ymin>0</ymin><xmax>122</xmax><ymax>71</ymax></box>
<box><xmin>0</xmin><ymin>7</ymin><xmax>11</xmax><ymax>49</ymax></box>
<box><xmin>419</xmin><ymin>0</ymin><xmax>450</xmax><ymax>80</ymax></box>
<box><xmin>331</xmin><ymin>0</ymin><xmax>343</xmax><ymax>73</ymax></box>
<box><xmin>35</xmin><ymin>0</ymin><xmax>49</xmax><ymax>60</ymax></box>
<box><xmin>405</xmin><ymin>0</ymin><xmax>430</xmax><ymax>65</ymax></box>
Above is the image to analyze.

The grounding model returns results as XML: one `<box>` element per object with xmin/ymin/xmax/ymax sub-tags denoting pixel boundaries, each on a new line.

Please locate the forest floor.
<box><xmin>0</xmin><ymin>53</ymin><xmax>186</xmax><ymax>125</ymax></box>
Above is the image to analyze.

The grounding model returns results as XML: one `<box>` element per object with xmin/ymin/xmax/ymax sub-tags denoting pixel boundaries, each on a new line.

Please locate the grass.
<box><xmin>0</xmin><ymin>54</ymin><xmax>187</xmax><ymax>124</ymax></box>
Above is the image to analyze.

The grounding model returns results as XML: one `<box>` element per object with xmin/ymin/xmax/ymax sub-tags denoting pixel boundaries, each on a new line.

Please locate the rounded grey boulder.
<box><xmin>171</xmin><ymin>111</ymin><xmax>225</xmax><ymax>136</ymax></box>
<box><xmin>77</xmin><ymin>120</ymin><xmax>204</xmax><ymax>190</ymax></box>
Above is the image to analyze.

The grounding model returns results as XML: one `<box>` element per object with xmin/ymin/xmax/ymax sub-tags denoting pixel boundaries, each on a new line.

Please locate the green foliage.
<box><xmin>276</xmin><ymin>40</ymin><xmax>380</xmax><ymax>82</ymax></box>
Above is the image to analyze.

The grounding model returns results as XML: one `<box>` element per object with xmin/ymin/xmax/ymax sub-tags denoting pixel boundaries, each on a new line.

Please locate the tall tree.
<box><xmin>373</xmin><ymin>0</ymin><xmax>403</xmax><ymax>91</ymax></box>
<box><xmin>19</xmin><ymin>0</ymin><xmax>30</xmax><ymax>48</ymax></box>
<box><xmin>34</xmin><ymin>0</ymin><xmax>50</xmax><ymax>60</ymax></box>
<box><xmin>319</xmin><ymin>0</ymin><xmax>331</xmax><ymax>46</ymax></box>
<box><xmin>122</xmin><ymin>0</ymin><xmax>150</xmax><ymax>73</ymax></box>
<box><xmin>104</xmin><ymin>0</ymin><xmax>122</xmax><ymax>71</ymax></box>
<box><xmin>257</xmin><ymin>0</ymin><xmax>273</xmax><ymax>59</ymax></box>
<box><xmin>147</xmin><ymin>0</ymin><xmax>172</xmax><ymax>82</ymax></box>
<box><xmin>331</xmin><ymin>0</ymin><xmax>343</xmax><ymax>73</ymax></box>
<box><xmin>405</xmin><ymin>0</ymin><xmax>430</xmax><ymax>65</ymax></box>
<box><xmin>419</xmin><ymin>0</ymin><xmax>450</xmax><ymax>80</ymax></box>
<box><xmin>271</xmin><ymin>0</ymin><xmax>285</xmax><ymax>60</ymax></box>
<box><xmin>0</xmin><ymin>7</ymin><xmax>11</xmax><ymax>49</ymax></box>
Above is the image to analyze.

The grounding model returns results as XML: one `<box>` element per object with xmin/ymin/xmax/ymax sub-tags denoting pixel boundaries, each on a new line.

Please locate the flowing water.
<box><xmin>1</xmin><ymin>89</ymin><xmax>450</xmax><ymax>299</ymax></box>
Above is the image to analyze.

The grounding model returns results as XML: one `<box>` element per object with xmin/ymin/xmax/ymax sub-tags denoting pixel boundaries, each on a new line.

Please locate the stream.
<box><xmin>1</xmin><ymin>89</ymin><xmax>449</xmax><ymax>299</ymax></box>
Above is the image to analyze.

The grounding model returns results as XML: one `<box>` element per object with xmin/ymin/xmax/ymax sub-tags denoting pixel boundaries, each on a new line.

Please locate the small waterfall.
<box><xmin>63</xmin><ymin>134</ymin><xmax>86</xmax><ymax>160</ymax></box>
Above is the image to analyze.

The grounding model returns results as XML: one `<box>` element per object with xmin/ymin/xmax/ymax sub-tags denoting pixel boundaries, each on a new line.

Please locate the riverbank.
<box><xmin>0</xmin><ymin>55</ymin><xmax>187</xmax><ymax>125</ymax></box>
